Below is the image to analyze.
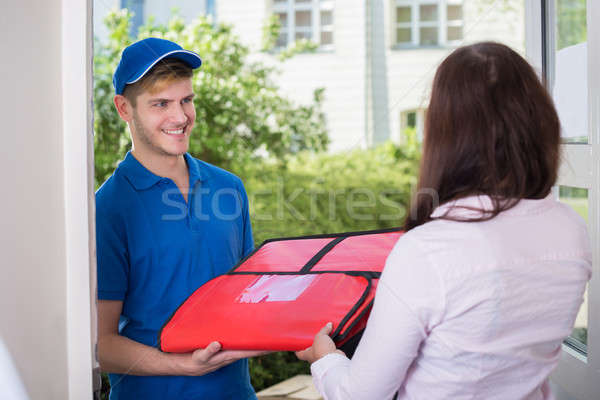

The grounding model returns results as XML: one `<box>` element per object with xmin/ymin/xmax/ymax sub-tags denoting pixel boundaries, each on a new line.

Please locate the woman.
<box><xmin>296</xmin><ymin>42</ymin><xmax>591</xmax><ymax>400</ymax></box>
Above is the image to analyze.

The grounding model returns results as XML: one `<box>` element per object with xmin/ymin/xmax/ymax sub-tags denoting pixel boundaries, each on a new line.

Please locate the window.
<box><xmin>394</xmin><ymin>0</ymin><xmax>463</xmax><ymax>47</ymax></box>
<box><xmin>400</xmin><ymin>109</ymin><xmax>425</xmax><ymax>142</ymax></box>
<box><xmin>551</xmin><ymin>0</ymin><xmax>591</xmax><ymax>356</ymax></box>
<box><xmin>272</xmin><ymin>0</ymin><xmax>334</xmax><ymax>48</ymax></box>
<box><xmin>541</xmin><ymin>0</ymin><xmax>600</xmax><ymax>398</ymax></box>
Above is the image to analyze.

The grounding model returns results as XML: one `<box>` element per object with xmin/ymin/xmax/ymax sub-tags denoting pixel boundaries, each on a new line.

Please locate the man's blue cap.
<box><xmin>113</xmin><ymin>37</ymin><xmax>202</xmax><ymax>95</ymax></box>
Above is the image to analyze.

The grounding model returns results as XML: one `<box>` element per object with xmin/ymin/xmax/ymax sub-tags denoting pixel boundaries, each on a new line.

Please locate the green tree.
<box><xmin>94</xmin><ymin>9</ymin><xmax>329</xmax><ymax>187</ymax></box>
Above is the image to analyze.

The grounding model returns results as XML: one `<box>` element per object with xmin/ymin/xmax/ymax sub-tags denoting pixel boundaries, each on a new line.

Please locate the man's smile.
<box><xmin>162</xmin><ymin>124</ymin><xmax>188</xmax><ymax>136</ymax></box>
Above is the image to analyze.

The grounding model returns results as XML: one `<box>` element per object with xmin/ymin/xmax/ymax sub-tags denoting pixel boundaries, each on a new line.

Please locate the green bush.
<box><xmin>240</xmin><ymin>139</ymin><xmax>420</xmax><ymax>245</ymax></box>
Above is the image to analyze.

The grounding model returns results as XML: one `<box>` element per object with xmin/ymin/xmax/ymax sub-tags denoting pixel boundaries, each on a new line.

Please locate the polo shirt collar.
<box><xmin>184</xmin><ymin>152</ymin><xmax>206</xmax><ymax>186</ymax></box>
<box><xmin>119</xmin><ymin>151</ymin><xmax>206</xmax><ymax>191</ymax></box>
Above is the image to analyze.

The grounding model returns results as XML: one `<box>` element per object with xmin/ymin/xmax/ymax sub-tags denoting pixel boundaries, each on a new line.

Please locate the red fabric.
<box><xmin>159</xmin><ymin>230</ymin><xmax>403</xmax><ymax>353</ymax></box>
<box><xmin>160</xmin><ymin>273</ymin><xmax>370</xmax><ymax>352</ymax></box>
<box><xmin>312</xmin><ymin>232</ymin><xmax>402</xmax><ymax>272</ymax></box>
<box><xmin>236</xmin><ymin>238</ymin><xmax>332</xmax><ymax>272</ymax></box>
<box><xmin>336</xmin><ymin>280</ymin><xmax>379</xmax><ymax>343</ymax></box>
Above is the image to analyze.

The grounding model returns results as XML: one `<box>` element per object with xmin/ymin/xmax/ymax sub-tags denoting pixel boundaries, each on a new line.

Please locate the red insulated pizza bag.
<box><xmin>158</xmin><ymin>228</ymin><xmax>403</xmax><ymax>353</ymax></box>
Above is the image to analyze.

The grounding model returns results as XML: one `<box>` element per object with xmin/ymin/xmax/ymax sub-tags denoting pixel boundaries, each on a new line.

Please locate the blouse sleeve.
<box><xmin>310</xmin><ymin>232</ymin><xmax>445</xmax><ymax>400</ymax></box>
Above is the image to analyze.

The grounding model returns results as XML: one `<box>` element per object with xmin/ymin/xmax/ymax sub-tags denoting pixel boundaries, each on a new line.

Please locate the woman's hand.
<box><xmin>295</xmin><ymin>322</ymin><xmax>345</xmax><ymax>364</ymax></box>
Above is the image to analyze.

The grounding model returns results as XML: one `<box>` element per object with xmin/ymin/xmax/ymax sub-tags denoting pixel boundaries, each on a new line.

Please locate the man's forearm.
<box><xmin>97</xmin><ymin>334</ymin><xmax>191</xmax><ymax>376</ymax></box>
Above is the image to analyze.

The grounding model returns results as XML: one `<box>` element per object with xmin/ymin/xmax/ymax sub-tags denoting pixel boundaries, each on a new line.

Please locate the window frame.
<box><xmin>272</xmin><ymin>0</ymin><xmax>335</xmax><ymax>50</ymax></box>
<box><xmin>527</xmin><ymin>0</ymin><xmax>600</xmax><ymax>398</ymax></box>
<box><xmin>393</xmin><ymin>0</ymin><xmax>463</xmax><ymax>48</ymax></box>
<box><xmin>400</xmin><ymin>108</ymin><xmax>425</xmax><ymax>142</ymax></box>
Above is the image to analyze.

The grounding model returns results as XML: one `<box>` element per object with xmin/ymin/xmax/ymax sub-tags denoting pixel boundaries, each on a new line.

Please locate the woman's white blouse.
<box><xmin>311</xmin><ymin>195</ymin><xmax>591</xmax><ymax>400</ymax></box>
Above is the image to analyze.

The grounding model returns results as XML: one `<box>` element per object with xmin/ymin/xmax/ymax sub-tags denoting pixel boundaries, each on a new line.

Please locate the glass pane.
<box><xmin>420</xmin><ymin>27</ymin><xmax>438</xmax><ymax>46</ymax></box>
<box><xmin>558</xmin><ymin>186</ymin><xmax>589</xmax><ymax>352</ymax></box>
<box><xmin>295</xmin><ymin>0</ymin><xmax>311</xmax><ymax>3</ymax></box>
<box><xmin>397</xmin><ymin>6</ymin><xmax>411</xmax><ymax>23</ymax></box>
<box><xmin>556</xmin><ymin>0</ymin><xmax>587</xmax><ymax>49</ymax></box>
<box><xmin>406</xmin><ymin>112</ymin><xmax>416</xmax><ymax>128</ymax></box>
<box><xmin>420</xmin><ymin>4</ymin><xmax>438</xmax><ymax>22</ymax></box>
<box><xmin>559</xmin><ymin>186</ymin><xmax>588</xmax><ymax>221</ymax></box>
<box><xmin>320</xmin><ymin>31</ymin><xmax>333</xmax><ymax>45</ymax></box>
<box><xmin>274</xmin><ymin>0</ymin><xmax>287</xmax><ymax>3</ymax></box>
<box><xmin>295</xmin><ymin>30</ymin><xmax>312</xmax><ymax>40</ymax></box>
<box><xmin>552</xmin><ymin>0</ymin><xmax>588</xmax><ymax>144</ymax></box>
<box><xmin>397</xmin><ymin>28</ymin><xmax>411</xmax><ymax>44</ymax></box>
<box><xmin>320</xmin><ymin>10</ymin><xmax>333</xmax><ymax>26</ymax></box>
<box><xmin>277</xmin><ymin>12</ymin><xmax>288</xmax><ymax>27</ymax></box>
<box><xmin>447</xmin><ymin>26</ymin><xmax>462</xmax><ymax>41</ymax></box>
<box><xmin>295</xmin><ymin>10</ymin><xmax>311</xmax><ymax>27</ymax></box>
<box><xmin>447</xmin><ymin>5</ymin><xmax>462</xmax><ymax>21</ymax></box>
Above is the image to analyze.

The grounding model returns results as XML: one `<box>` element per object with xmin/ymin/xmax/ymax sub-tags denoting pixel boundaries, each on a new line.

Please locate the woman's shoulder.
<box><xmin>394</xmin><ymin>195</ymin><xmax>591</xmax><ymax>269</ymax></box>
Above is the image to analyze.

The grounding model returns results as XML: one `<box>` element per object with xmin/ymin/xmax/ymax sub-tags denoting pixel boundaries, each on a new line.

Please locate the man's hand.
<box><xmin>180</xmin><ymin>341</ymin><xmax>269</xmax><ymax>376</ymax></box>
<box><xmin>295</xmin><ymin>322</ymin><xmax>345</xmax><ymax>364</ymax></box>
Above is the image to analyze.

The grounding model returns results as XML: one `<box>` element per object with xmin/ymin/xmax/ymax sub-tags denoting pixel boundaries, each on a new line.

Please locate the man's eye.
<box><xmin>182</xmin><ymin>98</ymin><xmax>193</xmax><ymax>104</ymax></box>
<box><xmin>154</xmin><ymin>101</ymin><xmax>168</xmax><ymax>108</ymax></box>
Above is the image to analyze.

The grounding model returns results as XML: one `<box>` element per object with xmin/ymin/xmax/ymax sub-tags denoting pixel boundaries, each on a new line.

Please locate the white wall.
<box><xmin>0</xmin><ymin>1</ymin><xmax>94</xmax><ymax>399</ymax></box>
<box><xmin>218</xmin><ymin>0</ymin><xmax>524</xmax><ymax>150</ymax></box>
<box><xmin>217</xmin><ymin>0</ymin><xmax>267</xmax><ymax>52</ymax></box>
<box><xmin>219</xmin><ymin>0</ymin><xmax>369</xmax><ymax>152</ymax></box>
<box><xmin>380</xmin><ymin>0</ymin><xmax>525</xmax><ymax>143</ymax></box>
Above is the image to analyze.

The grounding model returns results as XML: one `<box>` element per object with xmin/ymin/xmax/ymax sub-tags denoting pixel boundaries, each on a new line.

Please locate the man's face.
<box><xmin>130</xmin><ymin>78</ymin><xmax>196</xmax><ymax>158</ymax></box>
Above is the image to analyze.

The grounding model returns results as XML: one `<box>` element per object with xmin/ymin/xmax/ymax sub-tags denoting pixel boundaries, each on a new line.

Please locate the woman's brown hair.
<box><xmin>404</xmin><ymin>42</ymin><xmax>560</xmax><ymax>231</ymax></box>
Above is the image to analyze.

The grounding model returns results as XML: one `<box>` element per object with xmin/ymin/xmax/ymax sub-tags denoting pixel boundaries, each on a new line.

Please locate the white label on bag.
<box><xmin>236</xmin><ymin>275</ymin><xmax>317</xmax><ymax>303</ymax></box>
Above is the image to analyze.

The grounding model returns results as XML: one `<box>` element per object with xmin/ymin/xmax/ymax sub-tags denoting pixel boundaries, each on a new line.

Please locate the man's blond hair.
<box><xmin>122</xmin><ymin>58</ymin><xmax>194</xmax><ymax>106</ymax></box>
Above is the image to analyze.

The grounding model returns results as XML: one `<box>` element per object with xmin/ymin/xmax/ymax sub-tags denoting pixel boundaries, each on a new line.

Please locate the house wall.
<box><xmin>217</xmin><ymin>0</ymin><xmax>369</xmax><ymax>152</ymax></box>
<box><xmin>218</xmin><ymin>0</ymin><xmax>369</xmax><ymax>152</ymax></box>
<box><xmin>380</xmin><ymin>0</ymin><xmax>525</xmax><ymax>143</ymax></box>
<box><xmin>218</xmin><ymin>0</ymin><xmax>524</xmax><ymax>149</ymax></box>
<box><xmin>93</xmin><ymin>0</ymin><xmax>525</xmax><ymax>151</ymax></box>
<box><xmin>0</xmin><ymin>0</ymin><xmax>94</xmax><ymax>399</ymax></box>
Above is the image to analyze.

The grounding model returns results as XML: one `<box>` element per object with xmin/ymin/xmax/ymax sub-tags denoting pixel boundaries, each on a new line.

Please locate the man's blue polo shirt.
<box><xmin>96</xmin><ymin>152</ymin><xmax>256</xmax><ymax>400</ymax></box>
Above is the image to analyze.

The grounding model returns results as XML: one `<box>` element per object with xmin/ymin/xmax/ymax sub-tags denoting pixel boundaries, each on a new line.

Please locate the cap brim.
<box><xmin>126</xmin><ymin>49</ymin><xmax>202</xmax><ymax>86</ymax></box>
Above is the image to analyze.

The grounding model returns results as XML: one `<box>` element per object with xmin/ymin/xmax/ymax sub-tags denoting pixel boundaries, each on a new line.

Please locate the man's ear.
<box><xmin>114</xmin><ymin>95</ymin><xmax>134</xmax><ymax>122</ymax></box>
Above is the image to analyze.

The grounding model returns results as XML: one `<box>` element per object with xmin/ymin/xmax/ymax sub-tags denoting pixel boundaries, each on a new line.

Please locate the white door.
<box><xmin>527</xmin><ymin>1</ymin><xmax>600</xmax><ymax>398</ymax></box>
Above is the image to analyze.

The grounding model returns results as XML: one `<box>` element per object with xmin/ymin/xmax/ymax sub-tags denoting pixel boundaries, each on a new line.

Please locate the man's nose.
<box><xmin>170</xmin><ymin>104</ymin><xmax>188</xmax><ymax>125</ymax></box>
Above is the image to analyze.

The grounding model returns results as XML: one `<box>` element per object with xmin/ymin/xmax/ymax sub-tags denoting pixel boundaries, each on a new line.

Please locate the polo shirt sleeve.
<box><xmin>96</xmin><ymin>209</ymin><xmax>129</xmax><ymax>301</ymax></box>
<box><xmin>238</xmin><ymin>180</ymin><xmax>254</xmax><ymax>258</ymax></box>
